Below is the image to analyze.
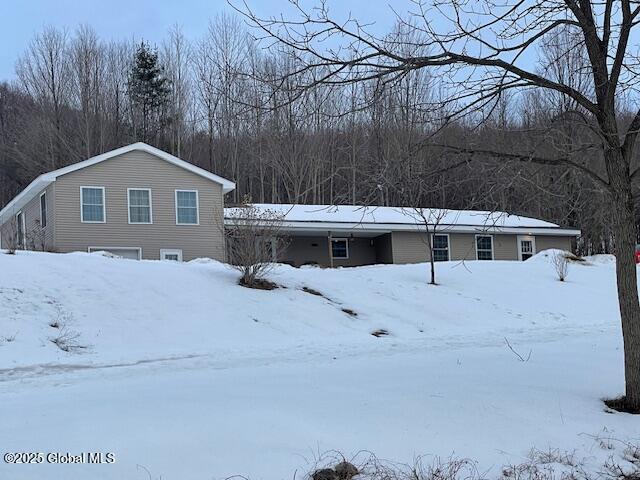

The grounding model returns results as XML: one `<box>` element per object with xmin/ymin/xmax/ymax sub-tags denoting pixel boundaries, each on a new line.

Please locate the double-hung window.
<box><xmin>432</xmin><ymin>234</ymin><xmax>449</xmax><ymax>262</ymax></box>
<box><xmin>175</xmin><ymin>190</ymin><xmax>199</xmax><ymax>225</ymax></box>
<box><xmin>128</xmin><ymin>188</ymin><xmax>152</xmax><ymax>224</ymax></box>
<box><xmin>476</xmin><ymin>235</ymin><xmax>494</xmax><ymax>260</ymax></box>
<box><xmin>331</xmin><ymin>238</ymin><xmax>349</xmax><ymax>259</ymax></box>
<box><xmin>81</xmin><ymin>187</ymin><xmax>105</xmax><ymax>223</ymax></box>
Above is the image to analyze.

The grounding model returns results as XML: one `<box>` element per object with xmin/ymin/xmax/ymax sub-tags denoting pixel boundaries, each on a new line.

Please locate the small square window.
<box><xmin>161</xmin><ymin>249</ymin><xmax>183</xmax><ymax>262</ymax></box>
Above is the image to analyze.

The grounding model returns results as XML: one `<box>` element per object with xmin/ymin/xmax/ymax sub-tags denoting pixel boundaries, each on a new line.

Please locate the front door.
<box><xmin>517</xmin><ymin>236</ymin><xmax>536</xmax><ymax>261</ymax></box>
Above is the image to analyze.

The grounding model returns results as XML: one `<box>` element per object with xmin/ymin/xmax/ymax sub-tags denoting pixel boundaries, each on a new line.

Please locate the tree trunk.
<box><xmin>608</xmin><ymin>149</ymin><xmax>640</xmax><ymax>408</ymax></box>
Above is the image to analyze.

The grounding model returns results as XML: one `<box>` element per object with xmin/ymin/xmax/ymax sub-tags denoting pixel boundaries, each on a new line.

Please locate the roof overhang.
<box><xmin>225</xmin><ymin>219</ymin><xmax>581</xmax><ymax>237</ymax></box>
<box><xmin>0</xmin><ymin>143</ymin><xmax>236</xmax><ymax>224</ymax></box>
<box><xmin>0</xmin><ymin>176</ymin><xmax>53</xmax><ymax>224</ymax></box>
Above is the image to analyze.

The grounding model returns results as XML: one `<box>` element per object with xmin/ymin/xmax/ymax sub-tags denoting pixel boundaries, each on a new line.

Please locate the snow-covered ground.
<box><xmin>0</xmin><ymin>250</ymin><xmax>637</xmax><ymax>479</ymax></box>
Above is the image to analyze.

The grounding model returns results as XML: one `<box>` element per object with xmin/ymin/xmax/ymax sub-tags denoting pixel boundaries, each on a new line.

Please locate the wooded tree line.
<box><xmin>0</xmin><ymin>14</ymin><xmax>622</xmax><ymax>253</ymax></box>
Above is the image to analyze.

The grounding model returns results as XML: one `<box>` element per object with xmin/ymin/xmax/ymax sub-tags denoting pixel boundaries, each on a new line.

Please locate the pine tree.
<box><xmin>127</xmin><ymin>41</ymin><xmax>171</xmax><ymax>142</ymax></box>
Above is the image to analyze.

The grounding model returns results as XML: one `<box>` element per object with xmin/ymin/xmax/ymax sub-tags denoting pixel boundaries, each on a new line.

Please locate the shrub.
<box><xmin>552</xmin><ymin>251</ymin><xmax>570</xmax><ymax>282</ymax></box>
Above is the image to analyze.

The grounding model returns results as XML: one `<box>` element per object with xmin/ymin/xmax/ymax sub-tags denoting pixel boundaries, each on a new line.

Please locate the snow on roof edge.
<box><xmin>224</xmin><ymin>203</ymin><xmax>580</xmax><ymax>233</ymax></box>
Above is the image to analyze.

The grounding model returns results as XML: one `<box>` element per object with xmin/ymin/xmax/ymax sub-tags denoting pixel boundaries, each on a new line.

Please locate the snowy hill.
<box><xmin>0</xmin><ymin>250</ymin><xmax>638</xmax><ymax>480</ymax></box>
<box><xmin>0</xmin><ymin>249</ymin><xmax>618</xmax><ymax>370</ymax></box>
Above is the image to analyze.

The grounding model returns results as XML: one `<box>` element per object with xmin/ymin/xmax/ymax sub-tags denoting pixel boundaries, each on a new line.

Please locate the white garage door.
<box><xmin>88</xmin><ymin>247</ymin><xmax>142</xmax><ymax>260</ymax></box>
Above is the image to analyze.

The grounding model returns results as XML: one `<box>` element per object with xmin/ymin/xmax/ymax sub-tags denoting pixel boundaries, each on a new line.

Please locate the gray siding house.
<box><xmin>225</xmin><ymin>204</ymin><xmax>581</xmax><ymax>267</ymax></box>
<box><xmin>0</xmin><ymin>143</ymin><xmax>235</xmax><ymax>261</ymax></box>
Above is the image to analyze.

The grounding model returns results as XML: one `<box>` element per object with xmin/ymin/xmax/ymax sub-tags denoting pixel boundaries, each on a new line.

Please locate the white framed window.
<box><xmin>517</xmin><ymin>235</ymin><xmax>536</xmax><ymax>261</ymax></box>
<box><xmin>16</xmin><ymin>211</ymin><xmax>26</xmax><ymax>248</ymax></box>
<box><xmin>176</xmin><ymin>190</ymin><xmax>200</xmax><ymax>225</ymax></box>
<box><xmin>331</xmin><ymin>238</ymin><xmax>349</xmax><ymax>259</ymax></box>
<box><xmin>127</xmin><ymin>188</ymin><xmax>152</xmax><ymax>224</ymax></box>
<box><xmin>475</xmin><ymin>234</ymin><xmax>494</xmax><ymax>260</ymax></box>
<box><xmin>175</xmin><ymin>190</ymin><xmax>199</xmax><ymax>225</ymax></box>
<box><xmin>80</xmin><ymin>186</ymin><xmax>106</xmax><ymax>223</ymax></box>
<box><xmin>160</xmin><ymin>249</ymin><xmax>183</xmax><ymax>262</ymax></box>
<box><xmin>88</xmin><ymin>246</ymin><xmax>142</xmax><ymax>260</ymax></box>
<box><xmin>431</xmin><ymin>234</ymin><xmax>450</xmax><ymax>262</ymax></box>
<box><xmin>40</xmin><ymin>191</ymin><xmax>47</xmax><ymax>228</ymax></box>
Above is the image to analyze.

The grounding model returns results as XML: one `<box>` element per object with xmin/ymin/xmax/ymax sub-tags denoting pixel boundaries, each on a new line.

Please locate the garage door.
<box><xmin>88</xmin><ymin>247</ymin><xmax>141</xmax><ymax>260</ymax></box>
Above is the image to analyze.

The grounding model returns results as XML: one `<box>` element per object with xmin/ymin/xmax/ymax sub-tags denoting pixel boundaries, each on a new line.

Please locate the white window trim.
<box><xmin>431</xmin><ymin>233</ymin><xmax>450</xmax><ymax>261</ymax></box>
<box><xmin>127</xmin><ymin>188</ymin><xmax>153</xmax><ymax>224</ymax></box>
<box><xmin>80</xmin><ymin>186</ymin><xmax>106</xmax><ymax>223</ymax></box>
<box><xmin>175</xmin><ymin>189</ymin><xmax>199</xmax><ymax>225</ymax></box>
<box><xmin>87</xmin><ymin>246</ymin><xmax>142</xmax><ymax>260</ymax></box>
<box><xmin>517</xmin><ymin>235</ymin><xmax>537</xmax><ymax>261</ymax></box>
<box><xmin>160</xmin><ymin>249</ymin><xmax>183</xmax><ymax>262</ymax></box>
<box><xmin>475</xmin><ymin>234</ymin><xmax>494</xmax><ymax>261</ymax></box>
<box><xmin>16</xmin><ymin>211</ymin><xmax>26</xmax><ymax>248</ymax></box>
<box><xmin>39</xmin><ymin>191</ymin><xmax>47</xmax><ymax>228</ymax></box>
<box><xmin>331</xmin><ymin>238</ymin><xmax>349</xmax><ymax>259</ymax></box>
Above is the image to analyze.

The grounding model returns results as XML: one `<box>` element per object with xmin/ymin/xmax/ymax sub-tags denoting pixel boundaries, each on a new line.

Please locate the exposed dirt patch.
<box><xmin>239</xmin><ymin>278</ymin><xmax>280</xmax><ymax>290</ymax></box>
<box><xmin>371</xmin><ymin>329</ymin><xmax>390</xmax><ymax>337</ymax></box>
<box><xmin>301</xmin><ymin>287</ymin><xmax>359</xmax><ymax>317</ymax></box>
<box><xmin>303</xmin><ymin>286</ymin><xmax>324</xmax><ymax>296</ymax></box>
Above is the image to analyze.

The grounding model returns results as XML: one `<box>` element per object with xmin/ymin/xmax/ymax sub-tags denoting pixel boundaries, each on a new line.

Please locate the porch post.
<box><xmin>327</xmin><ymin>231</ymin><xmax>334</xmax><ymax>268</ymax></box>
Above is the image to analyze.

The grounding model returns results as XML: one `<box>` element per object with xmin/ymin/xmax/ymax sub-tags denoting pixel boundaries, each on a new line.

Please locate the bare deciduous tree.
<box><xmin>16</xmin><ymin>26</ymin><xmax>72</xmax><ymax>169</ymax></box>
<box><xmin>224</xmin><ymin>201</ymin><xmax>289</xmax><ymax>289</ymax></box>
<box><xmin>402</xmin><ymin>207</ymin><xmax>452</xmax><ymax>285</ymax></box>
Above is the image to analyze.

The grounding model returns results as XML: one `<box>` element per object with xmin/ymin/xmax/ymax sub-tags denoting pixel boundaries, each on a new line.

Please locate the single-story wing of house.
<box><xmin>224</xmin><ymin>204</ymin><xmax>581</xmax><ymax>267</ymax></box>
<box><xmin>0</xmin><ymin>142</ymin><xmax>580</xmax><ymax>266</ymax></box>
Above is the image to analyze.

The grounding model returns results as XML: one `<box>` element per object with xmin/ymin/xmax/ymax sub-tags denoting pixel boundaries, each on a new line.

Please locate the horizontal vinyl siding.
<box><xmin>493</xmin><ymin>235</ymin><xmax>518</xmax><ymax>260</ymax></box>
<box><xmin>392</xmin><ymin>232</ymin><xmax>430</xmax><ymax>263</ymax></box>
<box><xmin>535</xmin><ymin>235</ymin><xmax>573</xmax><ymax>253</ymax></box>
<box><xmin>0</xmin><ymin>217</ymin><xmax>12</xmax><ymax>248</ymax></box>
<box><xmin>450</xmin><ymin>234</ymin><xmax>475</xmax><ymax>261</ymax></box>
<box><xmin>0</xmin><ymin>184</ymin><xmax>54</xmax><ymax>251</ymax></box>
<box><xmin>53</xmin><ymin>150</ymin><xmax>226</xmax><ymax>261</ymax></box>
<box><xmin>392</xmin><ymin>232</ymin><xmax>528</xmax><ymax>262</ymax></box>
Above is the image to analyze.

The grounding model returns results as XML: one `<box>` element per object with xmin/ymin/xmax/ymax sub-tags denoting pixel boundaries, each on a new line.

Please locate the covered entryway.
<box><xmin>278</xmin><ymin>229</ymin><xmax>393</xmax><ymax>267</ymax></box>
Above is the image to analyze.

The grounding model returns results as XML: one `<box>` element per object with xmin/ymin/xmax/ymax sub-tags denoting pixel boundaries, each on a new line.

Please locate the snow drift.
<box><xmin>0</xmin><ymin>249</ymin><xmax>620</xmax><ymax>369</ymax></box>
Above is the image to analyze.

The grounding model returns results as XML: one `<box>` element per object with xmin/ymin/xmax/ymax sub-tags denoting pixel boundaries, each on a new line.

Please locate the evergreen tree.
<box><xmin>127</xmin><ymin>41</ymin><xmax>171</xmax><ymax>142</ymax></box>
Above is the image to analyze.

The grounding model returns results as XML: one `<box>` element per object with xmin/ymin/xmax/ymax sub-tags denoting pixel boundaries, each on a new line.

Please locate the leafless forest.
<box><xmin>0</xmin><ymin>14</ymin><xmax>624</xmax><ymax>254</ymax></box>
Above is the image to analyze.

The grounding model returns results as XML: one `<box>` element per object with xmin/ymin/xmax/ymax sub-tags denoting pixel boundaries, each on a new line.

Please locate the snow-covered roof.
<box><xmin>225</xmin><ymin>204</ymin><xmax>581</xmax><ymax>236</ymax></box>
<box><xmin>0</xmin><ymin>143</ymin><xmax>235</xmax><ymax>224</ymax></box>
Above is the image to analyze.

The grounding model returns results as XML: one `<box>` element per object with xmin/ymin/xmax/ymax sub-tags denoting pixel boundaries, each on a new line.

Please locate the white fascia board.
<box><xmin>48</xmin><ymin>143</ymin><xmax>236</xmax><ymax>193</ymax></box>
<box><xmin>0</xmin><ymin>175</ymin><xmax>52</xmax><ymax>224</ymax></box>
<box><xmin>224</xmin><ymin>219</ymin><xmax>581</xmax><ymax>237</ymax></box>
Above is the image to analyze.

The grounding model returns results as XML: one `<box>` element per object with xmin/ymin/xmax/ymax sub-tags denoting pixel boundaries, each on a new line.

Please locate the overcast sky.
<box><xmin>0</xmin><ymin>0</ymin><xmax>401</xmax><ymax>80</ymax></box>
